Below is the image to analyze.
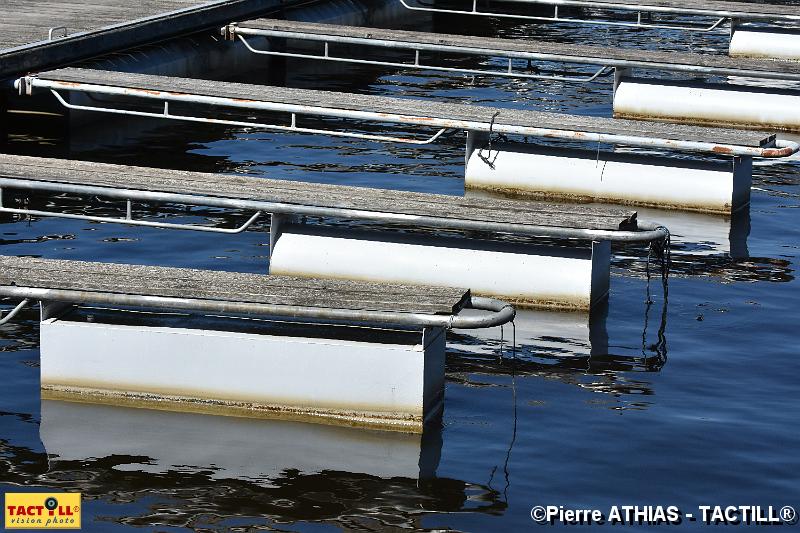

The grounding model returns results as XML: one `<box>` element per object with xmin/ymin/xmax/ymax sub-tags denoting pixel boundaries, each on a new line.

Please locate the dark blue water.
<box><xmin>2</xmin><ymin>11</ymin><xmax>799</xmax><ymax>532</ymax></box>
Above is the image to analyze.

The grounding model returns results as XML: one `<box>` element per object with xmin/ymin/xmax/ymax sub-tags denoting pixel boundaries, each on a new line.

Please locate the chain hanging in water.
<box><xmin>477</xmin><ymin>111</ymin><xmax>509</xmax><ymax>170</ymax></box>
<box><xmin>643</xmin><ymin>228</ymin><xmax>671</xmax><ymax>362</ymax></box>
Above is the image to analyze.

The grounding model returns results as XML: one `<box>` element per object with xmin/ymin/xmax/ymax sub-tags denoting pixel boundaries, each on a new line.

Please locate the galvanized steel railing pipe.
<box><xmin>228</xmin><ymin>24</ymin><xmax>800</xmax><ymax>83</ymax></box>
<box><xmin>495</xmin><ymin>0</ymin><xmax>800</xmax><ymax>23</ymax></box>
<box><xmin>0</xmin><ymin>298</ymin><xmax>32</xmax><ymax>325</ymax></box>
<box><xmin>0</xmin><ymin>177</ymin><xmax>669</xmax><ymax>244</ymax></box>
<box><xmin>0</xmin><ymin>287</ymin><xmax>515</xmax><ymax>329</ymax></box>
<box><xmin>16</xmin><ymin>77</ymin><xmax>800</xmax><ymax>159</ymax></box>
<box><xmin>397</xmin><ymin>0</ymin><xmax>800</xmax><ymax>28</ymax></box>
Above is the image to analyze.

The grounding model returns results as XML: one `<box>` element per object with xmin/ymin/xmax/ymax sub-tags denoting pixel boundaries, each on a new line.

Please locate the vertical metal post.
<box><xmin>588</xmin><ymin>296</ymin><xmax>610</xmax><ymax>357</ymax></box>
<box><xmin>465</xmin><ymin>130</ymin><xmax>490</xmax><ymax>168</ymax></box>
<box><xmin>731</xmin><ymin>155</ymin><xmax>753</xmax><ymax>213</ymax></box>
<box><xmin>41</xmin><ymin>300</ymin><xmax>73</xmax><ymax>321</ymax></box>
<box><xmin>0</xmin><ymin>92</ymin><xmax>6</xmax><ymax>148</ymax></box>
<box><xmin>613</xmin><ymin>67</ymin><xmax>631</xmax><ymax>98</ymax></box>
<box><xmin>590</xmin><ymin>240</ymin><xmax>612</xmax><ymax>309</ymax></box>
<box><xmin>729</xmin><ymin>17</ymin><xmax>739</xmax><ymax>40</ymax></box>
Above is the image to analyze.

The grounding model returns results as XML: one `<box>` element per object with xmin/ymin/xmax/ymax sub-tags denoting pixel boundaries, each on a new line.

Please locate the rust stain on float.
<box><xmin>473</xmin><ymin>291</ymin><xmax>591</xmax><ymax>312</ymax></box>
<box><xmin>613</xmin><ymin>110</ymin><xmax>800</xmax><ymax>135</ymax></box>
<box><xmin>464</xmin><ymin>181</ymin><xmax>734</xmax><ymax>215</ymax></box>
<box><xmin>269</xmin><ymin>268</ymin><xmax>592</xmax><ymax>311</ymax></box>
<box><xmin>42</xmin><ymin>385</ymin><xmax>424</xmax><ymax>433</ymax></box>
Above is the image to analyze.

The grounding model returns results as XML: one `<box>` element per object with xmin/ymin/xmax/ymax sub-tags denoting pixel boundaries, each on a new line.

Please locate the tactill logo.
<box><xmin>4</xmin><ymin>492</ymin><xmax>81</xmax><ymax>529</ymax></box>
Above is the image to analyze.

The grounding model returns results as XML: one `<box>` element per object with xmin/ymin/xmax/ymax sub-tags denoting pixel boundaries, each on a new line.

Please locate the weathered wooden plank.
<box><xmin>0</xmin><ymin>0</ymin><xmax>199</xmax><ymax>50</ymax></box>
<box><xmin>0</xmin><ymin>255</ymin><xmax>471</xmax><ymax>315</ymax></box>
<box><xmin>0</xmin><ymin>0</ymin><xmax>299</xmax><ymax>80</ymax></box>
<box><xmin>0</xmin><ymin>154</ymin><xmax>638</xmax><ymax>231</ymax></box>
<box><xmin>242</xmin><ymin>18</ymin><xmax>800</xmax><ymax>76</ymax></box>
<box><xmin>38</xmin><ymin>68</ymin><xmax>776</xmax><ymax>148</ymax></box>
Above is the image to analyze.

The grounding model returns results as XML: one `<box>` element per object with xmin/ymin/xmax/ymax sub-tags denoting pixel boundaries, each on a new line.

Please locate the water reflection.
<box><xmin>29</xmin><ymin>400</ymin><xmax>507</xmax><ymax>528</ymax></box>
<box><xmin>635</xmin><ymin>204</ymin><xmax>751</xmax><ymax>258</ymax></box>
<box><xmin>41</xmin><ymin>401</ymin><xmax>435</xmax><ymax>482</ymax></box>
<box><xmin>449</xmin><ymin>298</ymin><xmax>667</xmax><ymax>386</ymax></box>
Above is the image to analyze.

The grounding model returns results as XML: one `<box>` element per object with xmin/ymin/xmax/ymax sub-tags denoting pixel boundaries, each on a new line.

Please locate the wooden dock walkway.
<box><xmin>1</xmin><ymin>254</ymin><xmax>512</xmax><ymax>431</ymax></box>
<box><xmin>0</xmin><ymin>0</ymin><xmax>292</xmax><ymax>81</ymax></box>
<box><xmin>230</xmin><ymin>19</ymin><xmax>800</xmax><ymax>81</ymax></box>
<box><xmin>20</xmin><ymin>68</ymin><xmax>788</xmax><ymax>157</ymax></box>
<box><xmin>0</xmin><ymin>256</ymin><xmax>471</xmax><ymax>316</ymax></box>
<box><xmin>0</xmin><ymin>154</ymin><xmax>641</xmax><ymax>235</ymax></box>
<box><xmin>0</xmin><ymin>155</ymin><xmax>664</xmax><ymax>310</ymax></box>
<box><xmin>398</xmin><ymin>0</ymin><xmax>800</xmax><ymax>26</ymax></box>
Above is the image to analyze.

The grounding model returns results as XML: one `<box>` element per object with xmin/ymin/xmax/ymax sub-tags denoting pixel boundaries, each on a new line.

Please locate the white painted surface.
<box><xmin>269</xmin><ymin>227</ymin><xmax>608</xmax><ymax>310</ymax></box>
<box><xmin>730</xmin><ymin>30</ymin><xmax>800</xmax><ymax>61</ymax></box>
<box><xmin>40</xmin><ymin>318</ymin><xmax>446</xmax><ymax>429</ymax></box>
<box><xmin>613</xmin><ymin>79</ymin><xmax>800</xmax><ymax>130</ymax></box>
<box><xmin>40</xmin><ymin>400</ymin><xmax>430</xmax><ymax>482</ymax></box>
<box><xmin>466</xmin><ymin>144</ymin><xmax>748</xmax><ymax>213</ymax></box>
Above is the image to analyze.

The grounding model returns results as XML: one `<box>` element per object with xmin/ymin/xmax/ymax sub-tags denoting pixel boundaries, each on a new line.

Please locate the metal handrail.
<box><xmin>0</xmin><ymin>299</ymin><xmax>31</xmax><ymax>326</ymax></box>
<box><xmin>17</xmin><ymin>77</ymin><xmax>799</xmax><ymax>159</ymax></box>
<box><xmin>0</xmin><ymin>177</ymin><xmax>669</xmax><ymax>243</ymax></box>
<box><xmin>49</xmin><ymin>89</ymin><xmax>449</xmax><ymax>146</ymax></box>
<box><xmin>495</xmin><ymin>0</ymin><xmax>800</xmax><ymax>22</ymax></box>
<box><xmin>0</xmin><ymin>287</ymin><xmax>515</xmax><ymax>329</ymax></box>
<box><xmin>227</xmin><ymin>23</ymin><xmax>800</xmax><ymax>83</ymax></box>
<box><xmin>396</xmin><ymin>0</ymin><xmax>731</xmax><ymax>32</ymax></box>
<box><xmin>0</xmin><ymin>199</ymin><xmax>263</xmax><ymax>234</ymax></box>
<box><xmin>233</xmin><ymin>30</ymin><xmax>613</xmax><ymax>83</ymax></box>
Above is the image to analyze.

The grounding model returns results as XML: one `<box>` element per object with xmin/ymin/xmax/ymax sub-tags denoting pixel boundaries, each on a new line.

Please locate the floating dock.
<box><xmin>4</xmin><ymin>0</ymin><xmax>795</xmax><ymax>436</ymax></box>
<box><xmin>224</xmin><ymin>19</ymin><xmax>800</xmax><ymax>131</ymax></box>
<box><xmin>15</xmin><ymin>67</ymin><xmax>796</xmax><ymax>213</ymax></box>
<box><xmin>0</xmin><ymin>255</ymin><xmax>513</xmax><ymax>432</ymax></box>
<box><xmin>0</xmin><ymin>154</ymin><xmax>666</xmax><ymax>310</ymax></box>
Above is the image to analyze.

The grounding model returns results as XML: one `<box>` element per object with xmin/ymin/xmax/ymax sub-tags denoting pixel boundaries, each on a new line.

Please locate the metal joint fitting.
<box><xmin>221</xmin><ymin>23</ymin><xmax>238</xmax><ymax>41</ymax></box>
<box><xmin>17</xmin><ymin>76</ymin><xmax>35</xmax><ymax>96</ymax></box>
